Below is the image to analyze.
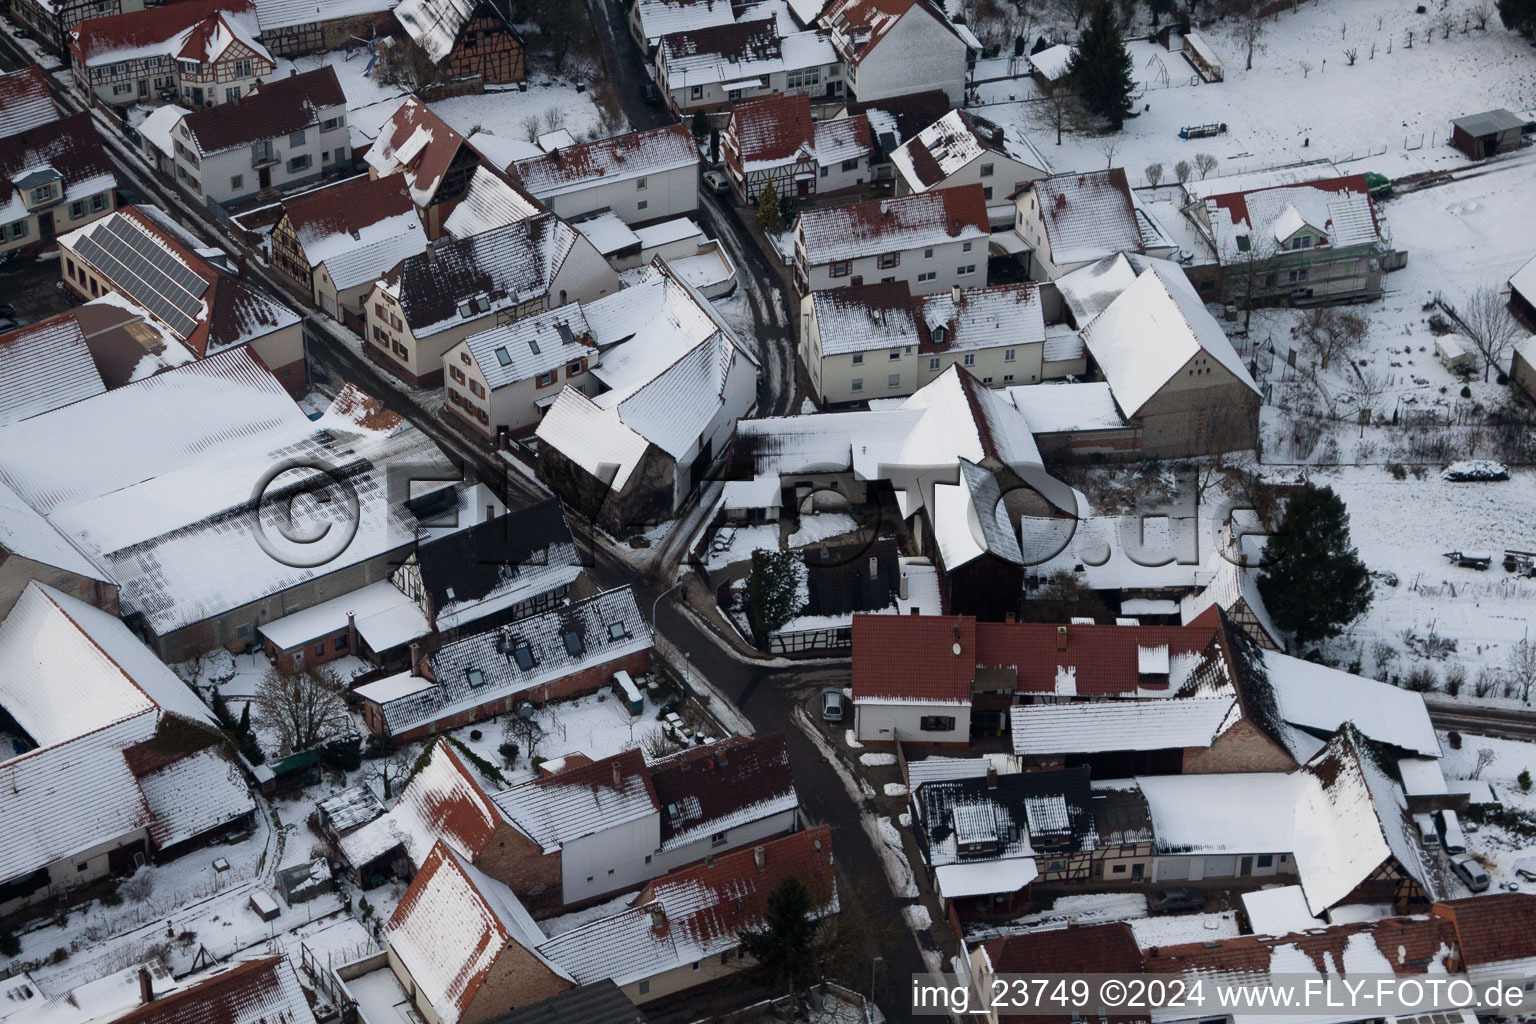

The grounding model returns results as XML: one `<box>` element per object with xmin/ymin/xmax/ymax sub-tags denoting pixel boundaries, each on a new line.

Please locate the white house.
<box><xmin>890</xmin><ymin>108</ymin><xmax>1050</xmax><ymax>218</ymax></box>
<box><xmin>793</xmin><ymin>183</ymin><xmax>989</xmax><ymax>295</ymax></box>
<box><xmin>0</xmin><ymin>111</ymin><xmax>117</xmax><ymax>254</ymax></box>
<box><xmin>1014</xmin><ymin>168</ymin><xmax>1162</xmax><ymax>281</ymax></box>
<box><xmin>850</xmin><ymin>612</ymin><xmax>974</xmax><ymax>745</ymax></box>
<box><xmin>655</xmin><ymin>19</ymin><xmax>842</xmax><ymax>114</ymax></box>
<box><xmin>441</xmin><ymin>303</ymin><xmax>598</xmax><ymax>440</ymax></box>
<box><xmin>819</xmin><ymin>0</ymin><xmax>970</xmax><ymax>105</ymax></box>
<box><xmin>169</xmin><ymin>66</ymin><xmax>349</xmax><ymax>205</ymax></box>
<box><xmin>511</xmin><ymin>125</ymin><xmax>700</xmax><ymax>227</ymax></box>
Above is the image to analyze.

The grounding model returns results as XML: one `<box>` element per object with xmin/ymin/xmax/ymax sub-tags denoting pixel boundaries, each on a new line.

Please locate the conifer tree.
<box><xmin>1257</xmin><ymin>484</ymin><xmax>1373</xmax><ymax>647</ymax></box>
<box><xmin>1069</xmin><ymin>1</ymin><xmax>1136</xmax><ymax>130</ymax></box>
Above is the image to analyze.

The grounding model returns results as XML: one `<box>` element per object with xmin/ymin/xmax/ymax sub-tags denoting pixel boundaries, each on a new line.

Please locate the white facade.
<box><xmin>560</xmin><ymin>813</ymin><xmax>661</xmax><ymax>904</ymax></box>
<box><xmin>854</xmin><ymin>700</ymin><xmax>972</xmax><ymax>744</ymax></box>
<box><xmin>844</xmin><ymin>8</ymin><xmax>967</xmax><ymax>105</ymax></box>
<box><xmin>530</xmin><ymin>162</ymin><xmax>698</xmax><ymax>226</ymax></box>
<box><xmin>796</xmin><ymin>234</ymin><xmax>984</xmax><ymax>295</ymax></box>
<box><xmin>171</xmin><ymin>109</ymin><xmax>349</xmax><ymax>205</ymax></box>
<box><xmin>664</xmin><ymin>341</ymin><xmax>758</xmax><ymax>510</ymax></box>
<box><xmin>649</xmin><ymin>806</ymin><xmax>799</xmax><ymax>875</ymax></box>
<box><xmin>1152</xmin><ymin>851</ymin><xmax>1295</xmax><ymax>882</ymax></box>
<box><xmin>802</xmin><ymin>325</ymin><xmax>1048</xmax><ymax>406</ymax></box>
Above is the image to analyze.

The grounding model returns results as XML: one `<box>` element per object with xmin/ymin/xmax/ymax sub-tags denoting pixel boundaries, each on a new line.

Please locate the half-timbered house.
<box><xmin>249</xmin><ymin>0</ymin><xmax>396</xmax><ymax>57</ymax></box>
<box><xmin>364</xmin><ymin>97</ymin><xmax>482</xmax><ymax>239</ymax></box>
<box><xmin>723</xmin><ymin>92</ymin><xmax>871</xmax><ymax>205</ymax></box>
<box><xmin>392</xmin><ymin>0</ymin><xmax>526</xmax><ymax>84</ymax></box>
<box><xmin>10</xmin><ymin>0</ymin><xmax>143</xmax><ymax>56</ymax></box>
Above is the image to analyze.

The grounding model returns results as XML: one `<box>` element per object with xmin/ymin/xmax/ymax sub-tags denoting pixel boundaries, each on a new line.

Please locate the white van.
<box><xmin>1439</xmin><ymin>809</ymin><xmax>1469</xmax><ymax>854</ymax></box>
<box><xmin>1414</xmin><ymin>812</ymin><xmax>1440</xmax><ymax>850</ymax></box>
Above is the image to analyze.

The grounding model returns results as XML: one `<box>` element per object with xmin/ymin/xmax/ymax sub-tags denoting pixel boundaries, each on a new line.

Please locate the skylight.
<box><xmin>562</xmin><ymin>628</ymin><xmax>584</xmax><ymax>656</ymax></box>
<box><xmin>495</xmin><ymin>347</ymin><xmax>512</xmax><ymax>366</ymax></box>
<box><xmin>513</xmin><ymin>641</ymin><xmax>535</xmax><ymax>671</ymax></box>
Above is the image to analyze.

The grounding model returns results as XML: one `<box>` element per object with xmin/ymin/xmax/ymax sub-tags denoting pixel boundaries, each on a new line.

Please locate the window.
<box><xmin>637</xmin><ymin>200</ymin><xmax>648</xmax><ymax>210</ymax></box>
<box><xmin>691</xmin><ymin>85</ymin><xmax>702</xmax><ymax>98</ymax></box>
<box><xmin>982</xmin><ymin>376</ymin><xmax>993</xmax><ymax>384</ymax></box>
<box><xmin>917</xmin><ymin>271</ymin><xmax>936</xmax><ymax>282</ymax></box>
<box><xmin>314</xmin><ymin>642</ymin><xmax>326</xmax><ymax>656</ymax></box>
<box><xmin>983</xmin><ymin>186</ymin><xmax>993</xmax><ymax>200</ymax></box>
<box><xmin>466</xmin><ymin>668</ymin><xmax>485</xmax><ymax>688</ymax></box>
<box><xmin>638</xmin><ymin>981</ymin><xmax>650</xmax><ymax>996</ymax></box>
<box><xmin>321</xmin><ymin>116</ymin><xmax>343</xmax><ymax>132</ymax></box>
<box><xmin>225</xmin><ymin>86</ymin><xmax>240</xmax><ymax>102</ymax></box>
<box><xmin>710</xmin><ymin>831</ymin><xmax>728</xmax><ymax>847</ymax></box>
<box><xmin>512</xmin><ymin>641</ymin><xmax>535</xmax><ymax>670</ymax></box>
<box><xmin>1004</xmin><ymin>348</ymin><xmax>1015</xmax><ymax>361</ymax></box>
<box><xmin>887</xmin><ymin>373</ymin><xmax>900</xmax><ymax>388</ymax></box>
<box><xmin>963</xmin><ymin>353</ymin><xmax>975</xmax><ymax>366</ymax></box>
<box><xmin>287</xmin><ymin>154</ymin><xmax>311</xmax><ymax>173</ymax></box>
<box><xmin>1286</xmin><ymin>267</ymin><xmax>1309</xmax><ymax>284</ymax></box>
<box><xmin>928</xmin><ymin>357</ymin><xmax>940</xmax><ymax>370</ymax></box>
<box><xmin>979</xmin><ymin>162</ymin><xmax>994</xmax><ymax>177</ymax></box>
<box><xmin>850</xmin><ymin>378</ymin><xmax>863</xmax><ymax>392</ymax></box>
<box><xmin>830</xmin><ymin>260</ymin><xmax>851</xmax><ymax>278</ymax></box>
<box><xmin>608</xmin><ymin>621</ymin><xmax>627</xmax><ymax>640</ymax></box>
<box><xmin>877</xmin><ymin>253</ymin><xmax>898</xmax><ymax>269</ymax></box>
<box><xmin>923</xmin><ymin>247</ymin><xmax>933</xmax><ymax>259</ymax></box>
<box><xmin>494</xmin><ymin>348</ymin><xmax>511</xmax><ymax>366</ymax></box>
<box><xmin>1046</xmin><ymin>858</ymin><xmax>1066</xmax><ymax>872</ymax></box>
<box><xmin>91</xmin><ymin>194</ymin><xmax>106</xmax><ymax>211</ymax></box>
<box><xmin>819</xmin><ymin>166</ymin><xmax>828</xmax><ymax>178</ymax></box>
<box><xmin>1003</xmin><ymin>374</ymin><xmax>1014</xmax><ymax>382</ymax></box>
<box><xmin>230</xmin><ymin>174</ymin><xmax>244</xmax><ymax>190</ymax></box>
<box><xmin>536</xmin><ymin>371</ymin><xmax>556</xmax><ymax>387</ymax></box>
<box><xmin>841</xmin><ymin>158</ymin><xmax>859</xmax><ymax>171</ymax></box>
<box><xmin>29</xmin><ymin>183</ymin><xmax>55</xmax><ymax>204</ymax></box>
<box><xmin>10</xmin><ymin>221</ymin><xmax>27</xmax><ymax>240</ymax></box>
<box><xmin>1257</xmin><ymin>854</ymin><xmax>1273</xmax><ymax>868</ymax></box>
<box><xmin>851</xmin><ymin>352</ymin><xmax>864</xmax><ymax>365</ymax></box>
<box><xmin>888</xmin><ymin>349</ymin><xmax>900</xmax><ymax>360</ymax></box>
<box><xmin>957</xmin><ymin>264</ymin><xmax>976</xmax><ymax>275</ymax></box>
<box><xmin>469</xmin><ymin>379</ymin><xmax>485</xmax><ymax>398</ymax></box>
<box><xmin>234</xmin><ymin>59</ymin><xmax>252</xmax><ymax>77</ymax></box>
<box><xmin>1235</xmin><ymin>234</ymin><xmax>1251</xmax><ymax>252</ymax></box>
<box><xmin>962</xmin><ymin>241</ymin><xmax>973</xmax><ymax>253</ymax></box>
<box><xmin>637</xmin><ymin>176</ymin><xmax>648</xmax><ymax>190</ymax></box>
<box><xmin>919</xmin><ymin>715</ymin><xmax>956</xmax><ymax>731</ymax></box>
<box><xmin>322</xmin><ymin>150</ymin><xmax>332</xmax><ymax>164</ymax></box>
<box><xmin>1111</xmin><ymin>864</ymin><xmax>1126</xmax><ymax>874</ymax></box>
<box><xmin>566</xmin><ymin>361</ymin><xmax>583</xmax><ymax>376</ymax></box>
<box><xmin>69</xmin><ymin>201</ymin><xmax>84</xmax><ymax>219</ymax></box>
<box><xmin>1290</xmin><ymin>235</ymin><xmax>1313</xmax><ymax>250</ymax></box>
<box><xmin>288</xmin><ymin>130</ymin><xmax>305</xmax><ymax>147</ymax></box>
<box><xmin>335</xmin><ymin>635</ymin><xmax>348</xmax><ymax>651</ymax></box>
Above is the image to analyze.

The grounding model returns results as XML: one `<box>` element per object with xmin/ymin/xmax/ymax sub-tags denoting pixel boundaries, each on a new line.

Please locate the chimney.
<box><xmin>753</xmin><ymin>845</ymin><xmax>766</xmax><ymax>871</ymax></box>
<box><xmin>649</xmin><ymin>905</ymin><xmax>667</xmax><ymax>931</ymax></box>
<box><xmin>1056</xmin><ymin>625</ymin><xmax>1067</xmax><ymax>652</ymax></box>
<box><xmin>138</xmin><ymin>967</ymin><xmax>154</xmax><ymax>1005</ymax></box>
<box><xmin>867</xmin><ymin>555</ymin><xmax>878</xmax><ymax>580</ymax></box>
<box><xmin>899</xmin><ymin>572</ymin><xmax>909</xmax><ymax>601</ymax></box>
<box><xmin>346</xmin><ymin>610</ymin><xmax>357</xmax><ymax>656</ymax></box>
<box><xmin>951</xmin><ymin>284</ymin><xmax>962</xmax><ymax>304</ymax></box>
<box><xmin>409</xmin><ymin>642</ymin><xmax>421</xmax><ymax>674</ymax></box>
<box><xmin>985</xmin><ymin>764</ymin><xmax>998</xmax><ymax>789</ymax></box>
<box><xmin>612</xmin><ymin>762</ymin><xmax>622</xmax><ymax>787</ymax></box>
<box><xmin>485</xmin><ymin>503</ymin><xmax>495</xmax><ymax>523</ymax></box>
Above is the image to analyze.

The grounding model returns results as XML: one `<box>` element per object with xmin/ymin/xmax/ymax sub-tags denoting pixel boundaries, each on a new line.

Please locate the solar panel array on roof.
<box><xmin>73</xmin><ymin>217</ymin><xmax>208</xmax><ymax>340</ymax></box>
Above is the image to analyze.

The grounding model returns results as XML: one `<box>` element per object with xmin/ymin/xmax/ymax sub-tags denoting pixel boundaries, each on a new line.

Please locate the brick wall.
<box><xmin>458</xmin><ymin>937</ymin><xmax>572</xmax><ymax>1023</ymax></box>
<box><xmin>475</xmin><ymin>822</ymin><xmax>562</xmax><ymax>904</ymax></box>
<box><xmin>1181</xmin><ymin>717</ymin><xmax>1297</xmax><ymax>774</ymax></box>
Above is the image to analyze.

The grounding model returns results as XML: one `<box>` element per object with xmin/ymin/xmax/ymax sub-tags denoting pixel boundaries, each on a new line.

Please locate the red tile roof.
<box><xmin>1434</xmin><ymin>894</ymin><xmax>1536</xmax><ymax>966</ymax></box>
<box><xmin>820</xmin><ymin>0</ymin><xmax>959</xmax><ymax>65</ymax></box>
<box><xmin>512</xmin><ymin>124</ymin><xmax>699</xmax><ymax>196</ymax></box>
<box><xmin>649</xmin><ymin>733</ymin><xmax>796</xmax><ymax>846</ymax></box>
<box><xmin>71</xmin><ymin>0</ymin><xmax>255</xmax><ymax>64</ymax></box>
<box><xmin>1205</xmin><ymin>173</ymin><xmax>1377</xmax><ymax>235</ymax></box>
<box><xmin>983</xmin><ymin>925</ymin><xmax>1143</xmax><ymax>1024</ymax></box>
<box><xmin>114</xmin><ymin>956</ymin><xmax>315</xmax><ymax>1024</ymax></box>
<box><xmin>1144</xmin><ymin>914</ymin><xmax>1459</xmax><ymax>976</ymax></box>
<box><xmin>280</xmin><ymin>173</ymin><xmax>416</xmax><ymax>253</ymax></box>
<box><xmin>974</xmin><ymin>619</ymin><xmax>1217</xmax><ymax>696</ymax></box>
<box><xmin>0</xmin><ymin>111</ymin><xmax>114</xmax><ymax>226</ymax></box>
<box><xmin>729</xmin><ymin>93</ymin><xmax>813</xmax><ymax>163</ymax></box>
<box><xmin>368</xmin><ymin>96</ymin><xmax>469</xmax><ymax>205</ymax></box>
<box><xmin>0</xmin><ymin>65</ymin><xmax>57</xmax><ymax>139</ymax></box>
<box><xmin>183</xmin><ymin>66</ymin><xmax>344</xmax><ymax>155</ymax></box>
<box><xmin>852</xmin><ymin>613</ymin><xmax>975</xmax><ymax>703</ymax></box>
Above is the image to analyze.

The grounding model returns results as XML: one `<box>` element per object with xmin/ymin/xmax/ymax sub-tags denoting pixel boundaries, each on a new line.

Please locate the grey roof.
<box><xmin>367</xmin><ymin>586</ymin><xmax>652</xmax><ymax>735</ymax></box>
<box><xmin>1450</xmin><ymin>108</ymin><xmax>1527</xmax><ymax>136</ymax></box>
<box><xmin>480</xmin><ymin>982</ymin><xmax>649</xmax><ymax>1024</ymax></box>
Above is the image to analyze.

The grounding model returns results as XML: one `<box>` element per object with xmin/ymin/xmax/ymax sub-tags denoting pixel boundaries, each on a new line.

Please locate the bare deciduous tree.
<box><xmin>1096</xmin><ymin>135</ymin><xmax>1122</xmax><ymax>169</ymax></box>
<box><xmin>1220</xmin><ymin>0</ymin><xmax>1266</xmax><ymax>70</ymax></box>
<box><xmin>503</xmin><ymin>712</ymin><xmax>545</xmax><ymax>762</ymax></box>
<box><xmin>1460</xmin><ymin>286</ymin><xmax>1520</xmax><ymax>381</ymax></box>
<box><xmin>1194</xmin><ymin>152</ymin><xmax>1219</xmax><ymax>178</ymax></box>
<box><xmin>1297</xmin><ymin>306</ymin><xmax>1369</xmax><ymax>370</ymax></box>
<box><xmin>1032</xmin><ymin>80</ymin><xmax>1081</xmax><ymax>146</ymax></box>
<box><xmin>542</xmin><ymin>107</ymin><xmax>566</xmax><ymax>134</ymax></box>
<box><xmin>1174</xmin><ymin>158</ymin><xmax>1192</xmax><ymax>183</ymax></box>
<box><xmin>1471</xmin><ymin>0</ymin><xmax>1492</xmax><ymax>28</ymax></box>
<box><xmin>1511</xmin><ymin>640</ymin><xmax>1536</xmax><ymax>703</ymax></box>
<box><xmin>1343</xmin><ymin>47</ymin><xmax>1357</xmax><ymax>64</ymax></box>
<box><xmin>521</xmin><ymin>114</ymin><xmax>541</xmax><ymax>143</ymax></box>
<box><xmin>253</xmin><ymin>667</ymin><xmax>350</xmax><ymax>754</ymax></box>
<box><xmin>1050</xmin><ymin>0</ymin><xmax>1091</xmax><ymax>28</ymax></box>
<box><xmin>1144</xmin><ymin>161</ymin><xmax>1164</xmax><ymax>187</ymax></box>
<box><xmin>1437</xmin><ymin>11</ymin><xmax>1454</xmax><ymax>37</ymax></box>
<box><xmin>1298</xmin><ymin>58</ymin><xmax>1313</xmax><ymax>77</ymax></box>
<box><xmin>1471</xmin><ymin>747</ymin><xmax>1497</xmax><ymax>779</ymax></box>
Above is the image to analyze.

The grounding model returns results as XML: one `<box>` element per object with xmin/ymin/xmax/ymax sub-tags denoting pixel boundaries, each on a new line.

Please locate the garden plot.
<box><xmin>983</xmin><ymin>0</ymin><xmax>1536</xmax><ymax>185</ymax></box>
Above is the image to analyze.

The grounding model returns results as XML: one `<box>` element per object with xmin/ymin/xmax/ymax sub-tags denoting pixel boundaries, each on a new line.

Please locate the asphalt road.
<box><xmin>1426</xmin><ymin>700</ymin><xmax>1536</xmax><ymax>742</ymax></box>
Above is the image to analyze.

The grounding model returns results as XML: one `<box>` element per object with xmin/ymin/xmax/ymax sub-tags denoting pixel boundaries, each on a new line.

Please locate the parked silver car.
<box><xmin>1450</xmin><ymin>854</ymin><xmax>1490</xmax><ymax>893</ymax></box>
<box><xmin>820</xmin><ymin>688</ymin><xmax>845</xmax><ymax>722</ymax></box>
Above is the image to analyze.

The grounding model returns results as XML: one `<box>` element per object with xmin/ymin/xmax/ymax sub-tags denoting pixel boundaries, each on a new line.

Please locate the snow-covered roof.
<box><xmin>381</xmin><ymin>213</ymin><xmax>594</xmax><ymax>339</ymax></box>
<box><xmin>451</xmin><ymin>302</ymin><xmax>594</xmax><ymax>391</ymax></box>
<box><xmin>1510</xmin><ymin>253</ymin><xmax>1536</xmax><ymax>302</ymax></box>
<box><xmin>1136</xmin><ymin>772</ymin><xmax>1300</xmax><ymax>854</ymax></box>
<box><xmin>0</xmin><ymin>478</ymin><xmax>113</xmax><ymax>584</ymax></box>
<box><xmin>1011</xmin><ymin>698</ymin><xmax>1238</xmax><ymax>755</ymax></box>
<box><xmin>937</xmin><ymin>858</ymin><xmax>1037</xmax><ymax>898</ymax></box>
<box><xmin>443</xmin><ymin>165</ymin><xmax>543</xmax><ymax>240</ymax></box>
<box><xmin>1079</xmin><ymin>260</ymin><xmax>1257</xmax><ymax>416</ymax></box>
<box><xmin>181</xmin><ymin>66</ymin><xmax>342</xmax><ymax>156</ymax></box>
<box><xmin>537</xmin><ymin>826</ymin><xmax>836</xmax><ymax>986</ymax></box>
<box><xmin>660</xmin><ymin>21</ymin><xmax>834</xmax><ymax>89</ymax></box>
<box><xmin>1027</xmin><ymin>169</ymin><xmax>1143</xmax><ymax>266</ymax></box>
<box><xmin>1006</xmin><ymin>381</ymin><xmax>1125</xmax><ymax>433</ymax></box>
<box><xmin>1054</xmin><ymin>251</ymin><xmax>1180</xmax><ymax>327</ymax></box>
<box><xmin>357</xmin><ymin>587</ymin><xmax>651</xmax><ymax>737</ymax></box>
<box><xmin>1029</xmin><ymin>42</ymin><xmax>1073</xmax><ymax>80</ymax></box>
<box><xmin>1396</xmin><ymin>756</ymin><xmax>1448</xmax><ymax>798</ymax></box>
<box><xmin>797</xmin><ymin>184</ymin><xmax>989</xmax><ymax>265</ymax></box>
<box><xmin>916</xmin><ymin>281</ymin><xmax>1045</xmax><ymax>353</ymax></box>
<box><xmin>0</xmin><ymin>66</ymin><xmax>57</xmax><ymax>140</ymax></box>
<box><xmin>493</xmin><ymin>748</ymin><xmax>657</xmax><ymax>854</ymax></box>
<box><xmin>1241</xmin><ymin>885</ymin><xmax>1323</xmax><ymax>938</ymax></box>
<box><xmin>651</xmin><ymin>734</ymin><xmax>798</xmax><ymax>850</ymax></box>
<box><xmin>257</xmin><ymin>579</ymin><xmax>429</xmax><ymax>653</ymax></box>
<box><xmin>727</xmin><ymin>94</ymin><xmax>871</xmax><ymax>172</ymax></box>
<box><xmin>0</xmin><ymin>581</ymin><xmax>216</xmax><ymax>748</ymax></box>
<box><xmin>282</xmin><ymin>175</ymin><xmax>427</xmax><ymax>291</ymax></box>
<box><xmin>71</xmin><ymin>0</ymin><xmax>269</xmax><ymax>67</ymax></box>
<box><xmin>393</xmin><ymin>0</ymin><xmax>483</xmax><ymax>65</ymax></box>
<box><xmin>1203</xmin><ymin>174</ymin><xmax>1383</xmax><ymax>262</ymax></box>
<box><xmin>818</xmin><ymin>0</ymin><xmax>961</xmax><ymax>66</ymax></box>
<box><xmin>1267</xmin><ymin>652</ymin><xmax>1440</xmax><ymax>756</ymax></box>
<box><xmin>250</xmin><ymin>0</ymin><xmax>394</xmax><ymax>29</ymax></box>
<box><xmin>341</xmin><ymin>741</ymin><xmax>505</xmax><ymax>869</ymax></box>
<box><xmin>0</xmin><ymin>315</ymin><xmax>107</xmax><ymax>426</ymax></box>
<box><xmin>807</xmin><ymin>282</ymin><xmax>921</xmax><ymax>355</ymax></box>
<box><xmin>465</xmin><ymin>129</ymin><xmax>543</xmax><ymax>170</ymax></box>
<box><xmin>135</xmin><ymin>103</ymin><xmax>189</xmax><ymax>160</ymax></box>
<box><xmin>890</xmin><ymin>108</ymin><xmax>1049</xmax><ymax>193</ymax></box>
<box><xmin>386</xmin><ymin>842</ymin><xmax>569</xmax><ymax>1024</ymax></box>
<box><xmin>0</xmin><ymin>112</ymin><xmax>115</xmax><ymax>236</ymax></box>
<box><xmin>633</xmin><ymin>0</ymin><xmax>794</xmax><ymax>44</ymax></box>
<box><xmin>136</xmin><ymin>746</ymin><xmax>251</xmax><ymax>849</ymax></box>
<box><xmin>365</xmin><ymin>98</ymin><xmax>468</xmax><ymax>210</ymax></box>
<box><xmin>513</xmin><ymin>125</ymin><xmax>699</xmax><ymax>201</ymax></box>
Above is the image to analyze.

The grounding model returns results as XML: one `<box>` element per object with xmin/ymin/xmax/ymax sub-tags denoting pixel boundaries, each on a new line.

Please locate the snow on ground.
<box><xmin>861</xmin><ymin>753</ymin><xmax>898</xmax><ymax>766</ymax></box>
<box><xmin>1439</xmin><ymin>732</ymin><xmax>1536</xmax><ymax>891</ymax></box>
<box><xmin>883</xmin><ymin>783</ymin><xmax>909</xmax><ymax>797</ymax></box>
<box><xmin>430</xmin><ymin>80</ymin><xmax>622</xmax><ymax>148</ymax></box>
<box><xmin>1128</xmin><ymin>910</ymin><xmax>1242</xmax><ymax>947</ymax></box>
<box><xmin>706</xmin><ymin>522</ymin><xmax>781</xmax><ymax>571</ymax></box>
<box><xmin>788</xmin><ymin>513</ymin><xmax>860</xmax><ymax>548</ymax></box>
<box><xmin>875</xmin><ymin>817</ymin><xmax>920</xmax><ymax>898</ymax></box>
<box><xmin>985</xmin><ymin>0</ymin><xmax>1536</xmax><ymax>184</ymax></box>
<box><xmin>446</xmin><ymin>685</ymin><xmax>672</xmax><ymax>771</ymax></box>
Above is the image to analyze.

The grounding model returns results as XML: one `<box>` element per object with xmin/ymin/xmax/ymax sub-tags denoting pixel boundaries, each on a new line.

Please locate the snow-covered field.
<box><xmin>986</xmin><ymin>0</ymin><xmax>1536</xmax><ymax>183</ymax></box>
